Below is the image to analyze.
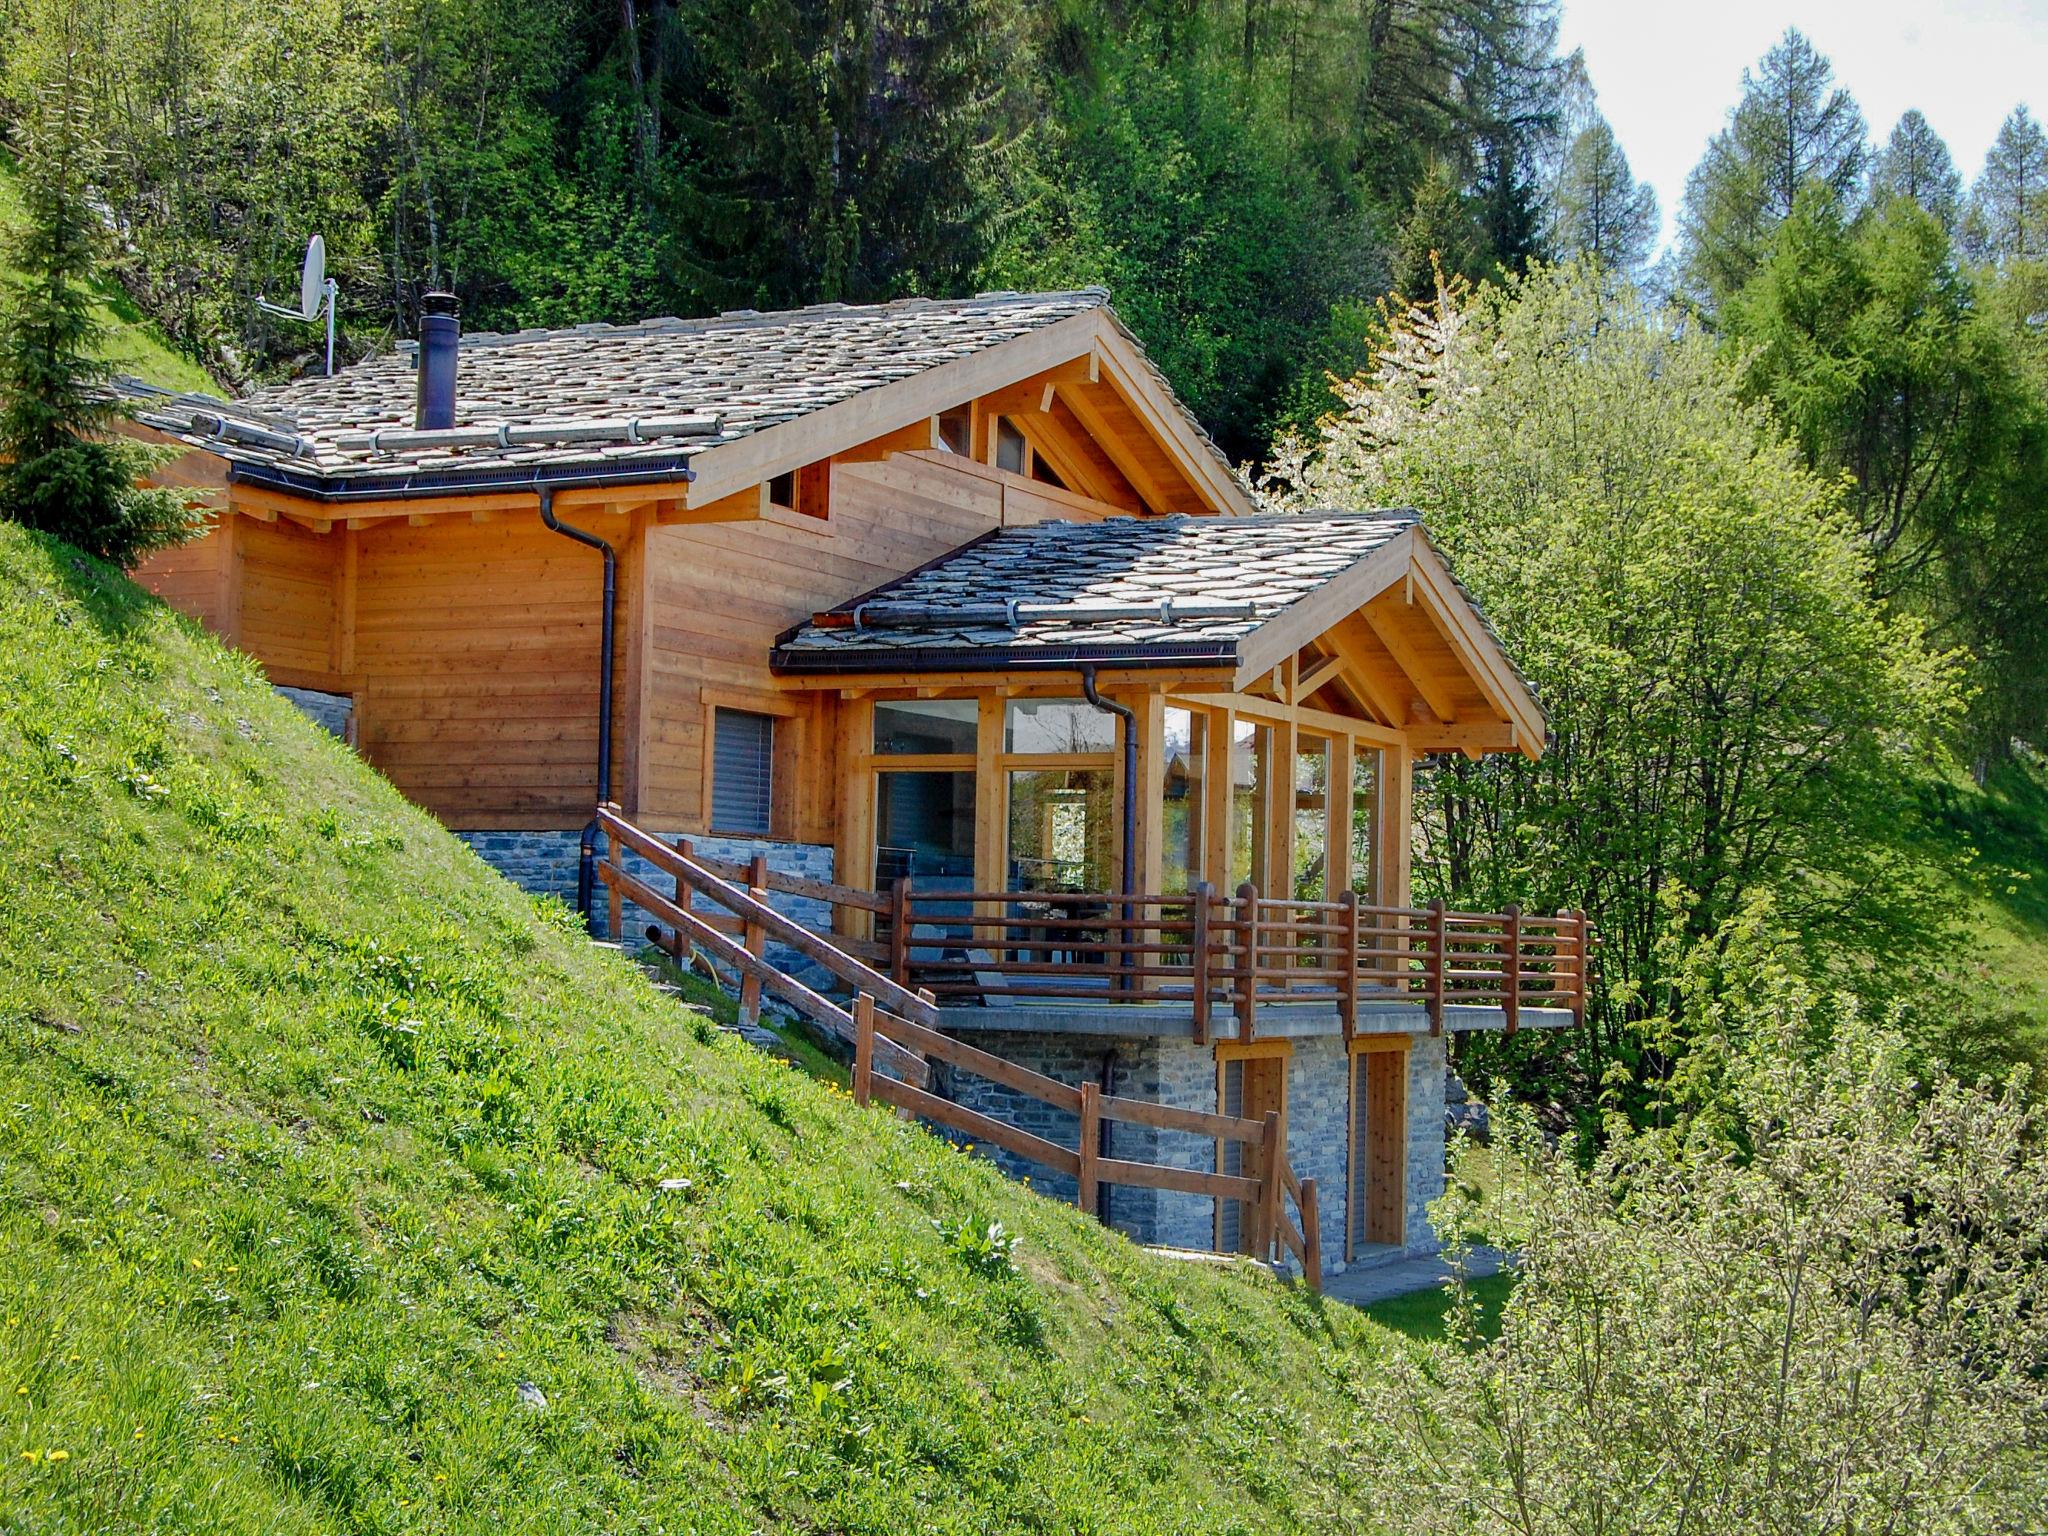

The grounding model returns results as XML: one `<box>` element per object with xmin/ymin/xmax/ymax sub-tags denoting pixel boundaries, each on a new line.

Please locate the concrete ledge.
<box><xmin>937</xmin><ymin>999</ymin><xmax>1574</xmax><ymax>1039</ymax></box>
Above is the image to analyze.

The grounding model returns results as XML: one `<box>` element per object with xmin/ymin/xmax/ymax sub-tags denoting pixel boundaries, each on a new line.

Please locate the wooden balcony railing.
<box><xmin>891</xmin><ymin>881</ymin><xmax>1590</xmax><ymax>1044</ymax></box>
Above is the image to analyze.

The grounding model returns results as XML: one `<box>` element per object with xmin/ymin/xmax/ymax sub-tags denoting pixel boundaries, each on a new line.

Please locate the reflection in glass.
<box><xmin>1004</xmin><ymin>698</ymin><xmax>1117</xmax><ymax>755</ymax></box>
<box><xmin>1160</xmin><ymin>707</ymin><xmax>1205</xmax><ymax>894</ymax></box>
<box><xmin>873</xmin><ymin>699</ymin><xmax>978</xmax><ymax>755</ymax></box>
<box><xmin>1352</xmin><ymin>747</ymin><xmax>1382</xmax><ymax>902</ymax></box>
<box><xmin>875</xmin><ymin>770</ymin><xmax>977</xmax><ymax>887</ymax></box>
<box><xmin>1294</xmin><ymin>736</ymin><xmax>1330</xmax><ymax>902</ymax></box>
<box><xmin>1229</xmin><ymin>719</ymin><xmax>1270</xmax><ymax>889</ymax></box>
<box><xmin>1006</xmin><ymin>768</ymin><xmax>1113</xmax><ymax>891</ymax></box>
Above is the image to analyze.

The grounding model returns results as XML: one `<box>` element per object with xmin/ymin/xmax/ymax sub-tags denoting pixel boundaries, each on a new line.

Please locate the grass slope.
<box><xmin>0</xmin><ymin>522</ymin><xmax>1405</xmax><ymax>1534</ymax></box>
<box><xmin>0</xmin><ymin>153</ymin><xmax>220</xmax><ymax>395</ymax></box>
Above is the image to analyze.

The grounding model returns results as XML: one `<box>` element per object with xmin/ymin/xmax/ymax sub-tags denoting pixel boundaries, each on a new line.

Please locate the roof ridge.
<box><xmin>410</xmin><ymin>288</ymin><xmax>1113</xmax><ymax>353</ymax></box>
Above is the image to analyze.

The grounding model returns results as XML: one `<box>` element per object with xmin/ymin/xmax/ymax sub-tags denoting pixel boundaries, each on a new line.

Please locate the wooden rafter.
<box><xmin>1359</xmin><ymin>593</ymin><xmax>1460</xmax><ymax>724</ymax></box>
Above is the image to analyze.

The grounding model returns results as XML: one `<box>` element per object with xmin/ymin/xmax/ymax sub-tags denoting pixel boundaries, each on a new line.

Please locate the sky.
<box><xmin>1557</xmin><ymin>0</ymin><xmax>2048</xmax><ymax>252</ymax></box>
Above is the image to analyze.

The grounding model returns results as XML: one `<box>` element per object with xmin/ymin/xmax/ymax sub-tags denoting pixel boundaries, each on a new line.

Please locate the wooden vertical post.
<box><xmin>1571</xmin><ymin>908</ymin><xmax>1589</xmax><ymax>1023</ymax></box>
<box><xmin>1257</xmin><ymin>1111</ymin><xmax>1284</xmax><ymax>1260</ymax></box>
<box><xmin>852</xmin><ymin>993</ymin><xmax>875</xmax><ymax>1107</ymax></box>
<box><xmin>1503</xmin><ymin>903</ymin><xmax>1522</xmax><ymax>1036</ymax></box>
<box><xmin>603</xmin><ymin>801</ymin><xmax>625</xmax><ymax>944</ymax></box>
<box><xmin>1235</xmin><ymin>881</ymin><xmax>1260</xmax><ymax>1042</ymax></box>
<box><xmin>1426</xmin><ymin>897</ymin><xmax>1446</xmax><ymax>1036</ymax></box>
<box><xmin>1336</xmin><ymin>888</ymin><xmax>1359</xmax><ymax>1044</ymax></box>
<box><xmin>1300</xmin><ymin>1176</ymin><xmax>1322</xmax><ymax>1289</ymax></box>
<box><xmin>1076</xmin><ymin>1080</ymin><xmax>1101</xmax><ymax>1220</ymax></box>
<box><xmin>738</xmin><ymin>853</ymin><xmax>768</xmax><ymax>1026</ymax></box>
<box><xmin>889</xmin><ymin>876</ymin><xmax>912</xmax><ymax>985</ymax></box>
<box><xmin>1190</xmin><ymin>881</ymin><xmax>1213</xmax><ymax>1047</ymax></box>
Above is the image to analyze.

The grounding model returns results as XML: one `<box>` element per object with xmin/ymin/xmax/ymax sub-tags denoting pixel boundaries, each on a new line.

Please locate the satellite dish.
<box><xmin>299</xmin><ymin>236</ymin><xmax>327</xmax><ymax>321</ymax></box>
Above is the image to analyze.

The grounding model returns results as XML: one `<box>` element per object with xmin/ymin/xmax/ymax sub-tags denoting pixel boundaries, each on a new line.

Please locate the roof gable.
<box><xmin>771</xmin><ymin>510</ymin><xmax>1544</xmax><ymax>756</ymax></box>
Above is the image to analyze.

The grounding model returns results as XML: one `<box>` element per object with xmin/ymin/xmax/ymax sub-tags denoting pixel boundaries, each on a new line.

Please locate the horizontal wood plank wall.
<box><xmin>639</xmin><ymin>455</ymin><xmax>1132</xmax><ymax>840</ymax></box>
<box><xmin>133</xmin><ymin>518</ymin><xmax>232</xmax><ymax>633</ymax></box>
<box><xmin>352</xmin><ymin>513</ymin><xmax>624</xmax><ymax>830</ymax></box>
<box><xmin>236</xmin><ymin>515</ymin><xmax>338</xmax><ymax>686</ymax></box>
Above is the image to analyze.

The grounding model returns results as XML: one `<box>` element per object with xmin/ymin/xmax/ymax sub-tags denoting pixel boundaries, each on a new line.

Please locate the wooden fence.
<box><xmin>593</xmin><ymin>805</ymin><xmax>1323</xmax><ymax>1286</ymax></box>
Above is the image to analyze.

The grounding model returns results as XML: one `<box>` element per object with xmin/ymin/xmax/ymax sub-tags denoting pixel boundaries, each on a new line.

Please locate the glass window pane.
<box><xmin>1294</xmin><ymin>736</ymin><xmax>1329</xmax><ymax>902</ymax></box>
<box><xmin>1229</xmin><ymin>719</ymin><xmax>1270</xmax><ymax>890</ymax></box>
<box><xmin>873</xmin><ymin>699</ymin><xmax>978</xmax><ymax>756</ymax></box>
<box><xmin>1352</xmin><ymin>746</ymin><xmax>1382</xmax><ymax>903</ymax></box>
<box><xmin>875</xmin><ymin>770</ymin><xmax>977</xmax><ymax>887</ymax></box>
<box><xmin>1006</xmin><ymin>768</ymin><xmax>1113</xmax><ymax>892</ymax></box>
<box><xmin>1004</xmin><ymin>697</ymin><xmax>1117</xmax><ymax>755</ymax></box>
<box><xmin>1161</xmin><ymin>707</ymin><xmax>1205</xmax><ymax>894</ymax></box>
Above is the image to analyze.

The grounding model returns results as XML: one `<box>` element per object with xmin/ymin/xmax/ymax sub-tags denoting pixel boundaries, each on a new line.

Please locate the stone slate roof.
<box><xmin>771</xmin><ymin>511</ymin><xmax>1423</xmax><ymax>673</ymax></box>
<box><xmin>116</xmin><ymin>289</ymin><xmax>1237</xmax><ymax>497</ymax></box>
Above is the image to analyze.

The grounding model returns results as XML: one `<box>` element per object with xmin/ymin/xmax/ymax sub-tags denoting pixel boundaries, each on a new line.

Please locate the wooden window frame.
<box><xmin>700</xmin><ymin>689</ymin><xmax>800</xmax><ymax>839</ymax></box>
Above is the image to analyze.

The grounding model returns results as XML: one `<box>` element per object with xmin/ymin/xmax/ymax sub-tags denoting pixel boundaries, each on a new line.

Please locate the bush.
<box><xmin>1383</xmin><ymin>995</ymin><xmax>2048</xmax><ymax>1533</ymax></box>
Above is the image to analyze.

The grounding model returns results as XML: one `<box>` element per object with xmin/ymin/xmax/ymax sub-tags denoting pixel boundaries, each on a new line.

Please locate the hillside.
<box><xmin>0</xmin><ymin>153</ymin><xmax>219</xmax><ymax>396</ymax></box>
<box><xmin>0</xmin><ymin>521</ymin><xmax>1406</xmax><ymax>1533</ymax></box>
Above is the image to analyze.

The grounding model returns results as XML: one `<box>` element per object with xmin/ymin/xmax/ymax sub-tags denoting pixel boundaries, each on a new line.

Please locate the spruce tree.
<box><xmin>1870</xmin><ymin>109</ymin><xmax>1961</xmax><ymax>231</ymax></box>
<box><xmin>1966</xmin><ymin>105</ymin><xmax>2048</xmax><ymax>262</ymax></box>
<box><xmin>0</xmin><ymin>83</ymin><xmax>196</xmax><ymax>566</ymax></box>
<box><xmin>1678</xmin><ymin>29</ymin><xmax>1867</xmax><ymax>309</ymax></box>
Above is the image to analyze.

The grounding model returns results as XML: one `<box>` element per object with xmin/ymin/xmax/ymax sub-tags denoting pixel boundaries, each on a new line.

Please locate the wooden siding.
<box><xmin>637</xmin><ymin>453</ymin><xmax>1135</xmax><ymax>839</ymax></box>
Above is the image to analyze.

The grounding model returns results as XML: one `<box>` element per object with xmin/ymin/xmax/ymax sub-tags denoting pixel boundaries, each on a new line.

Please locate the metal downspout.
<box><xmin>539</xmin><ymin>486</ymin><xmax>617</xmax><ymax>932</ymax></box>
<box><xmin>1080</xmin><ymin>665</ymin><xmax>1138</xmax><ymax>989</ymax></box>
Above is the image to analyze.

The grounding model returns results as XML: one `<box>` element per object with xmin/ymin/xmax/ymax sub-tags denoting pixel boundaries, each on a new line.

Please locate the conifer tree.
<box><xmin>1678</xmin><ymin>29</ymin><xmax>1867</xmax><ymax>309</ymax></box>
<box><xmin>1965</xmin><ymin>105</ymin><xmax>2048</xmax><ymax>261</ymax></box>
<box><xmin>1549</xmin><ymin>118</ymin><xmax>1658</xmax><ymax>277</ymax></box>
<box><xmin>0</xmin><ymin>80</ymin><xmax>196</xmax><ymax>566</ymax></box>
<box><xmin>1870</xmin><ymin>109</ymin><xmax>1961</xmax><ymax>231</ymax></box>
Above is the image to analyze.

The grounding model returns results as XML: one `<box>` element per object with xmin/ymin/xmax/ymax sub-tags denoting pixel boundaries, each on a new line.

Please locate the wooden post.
<box><xmin>1257</xmin><ymin>1111</ymin><xmax>1284</xmax><ymax>1260</ymax></box>
<box><xmin>889</xmin><ymin>876</ymin><xmax>912</xmax><ymax>985</ymax></box>
<box><xmin>1426</xmin><ymin>898</ymin><xmax>1446</xmax><ymax>1036</ymax></box>
<box><xmin>1300</xmin><ymin>1176</ymin><xmax>1322</xmax><ymax>1290</ymax></box>
<box><xmin>1190</xmin><ymin>882</ymin><xmax>1213</xmax><ymax>1047</ymax></box>
<box><xmin>738</xmin><ymin>853</ymin><xmax>768</xmax><ymax>1027</ymax></box>
<box><xmin>1077</xmin><ymin>1080</ymin><xmax>1101</xmax><ymax>1221</ymax></box>
<box><xmin>1503</xmin><ymin>903</ymin><xmax>1522</xmax><ymax>1036</ymax></box>
<box><xmin>1336</xmin><ymin>888</ymin><xmax>1359</xmax><ymax>1044</ymax></box>
<box><xmin>852</xmin><ymin>993</ymin><xmax>875</xmax><ymax>1108</ymax></box>
<box><xmin>1235</xmin><ymin>881</ymin><xmax>1260</xmax><ymax>1042</ymax></box>
<box><xmin>603</xmin><ymin>801</ymin><xmax>625</xmax><ymax>944</ymax></box>
<box><xmin>1571</xmin><ymin>908</ymin><xmax>1590</xmax><ymax>1024</ymax></box>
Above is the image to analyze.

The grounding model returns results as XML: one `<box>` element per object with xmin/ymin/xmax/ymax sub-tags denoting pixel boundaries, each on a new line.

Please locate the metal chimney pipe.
<box><xmin>415</xmin><ymin>291</ymin><xmax>460</xmax><ymax>430</ymax></box>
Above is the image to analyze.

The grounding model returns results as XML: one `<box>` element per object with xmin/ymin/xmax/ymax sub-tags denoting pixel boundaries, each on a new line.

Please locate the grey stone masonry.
<box><xmin>457</xmin><ymin>826</ymin><xmax>836</xmax><ymax>982</ymax></box>
<box><xmin>274</xmin><ymin>685</ymin><xmax>353</xmax><ymax>740</ymax></box>
<box><xmin>926</xmin><ymin>1024</ymin><xmax>1447</xmax><ymax>1279</ymax></box>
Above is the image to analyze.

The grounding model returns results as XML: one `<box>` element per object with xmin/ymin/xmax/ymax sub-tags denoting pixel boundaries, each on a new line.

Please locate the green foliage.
<box><xmin>1678</xmin><ymin>28</ymin><xmax>1868</xmax><ymax>309</ymax></box>
<box><xmin>0</xmin><ymin>518</ymin><xmax>1422</xmax><ymax>1532</ymax></box>
<box><xmin>1871</xmin><ymin>108</ymin><xmax>1962</xmax><ymax>233</ymax></box>
<box><xmin>0</xmin><ymin>79</ymin><xmax>198</xmax><ymax>567</ymax></box>
<box><xmin>1965</xmin><ymin>105</ymin><xmax>2048</xmax><ymax>263</ymax></box>
<box><xmin>1386</xmin><ymin>1006</ymin><xmax>2048</xmax><ymax>1533</ymax></box>
<box><xmin>1722</xmin><ymin>184</ymin><xmax>2048</xmax><ymax>755</ymax></box>
<box><xmin>1544</xmin><ymin>119</ymin><xmax>1656</xmax><ymax>278</ymax></box>
<box><xmin>1264</xmin><ymin>264</ymin><xmax>1964</xmax><ymax>1119</ymax></box>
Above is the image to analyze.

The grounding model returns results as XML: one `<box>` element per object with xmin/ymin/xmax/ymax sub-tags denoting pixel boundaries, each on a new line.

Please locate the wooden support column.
<box><xmin>1205</xmin><ymin>706</ymin><xmax>1235</xmax><ymax>894</ymax></box>
<box><xmin>974</xmin><ymin>693</ymin><xmax>1004</xmax><ymax>915</ymax></box>
<box><xmin>1503</xmin><ymin>903</ymin><xmax>1522</xmax><ymax>1036</ymax></box>
<box><xmin>1132</xmin><ymin>687</ymin><xmax>1166</xmax><ymax>899</ymax></box>
<box><xmin>1336</xmin><ymin>889</ymin><xmax>1359</xmax><ymax>1043</ymax></box>
<box><xmin>1190</xmin><ymin>881</ymin><xmax>1214</xmax><ymax>1046</ymax></box>
<box><xmin>839</xmin><ymin>696</ymin><xmax>876</xmax><ymax>937</ymax></box>
<box><xmin>1381</xmin><ymin>740</ymin><xmax>1413</xmax><ymax>910</ymax></box>
<box><xmin>1236</xmin><ymin>880</ymin><xmax>1260</xmax><ymax>1041</ymax></box>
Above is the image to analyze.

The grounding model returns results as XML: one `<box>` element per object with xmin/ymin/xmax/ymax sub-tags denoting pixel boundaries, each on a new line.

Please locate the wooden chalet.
<box><xmin>126</xmin><ymin>288</ymin><xmax>1583</xmax><ymax>1284</ymax></box>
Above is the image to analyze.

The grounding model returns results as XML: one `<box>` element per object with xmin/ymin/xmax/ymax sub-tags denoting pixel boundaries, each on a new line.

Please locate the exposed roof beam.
<box><xmin>1052</xmin><ymin>377</ymin><xmax>1180</xmax><ymax>515</ymax></box>
<box><xmin>1317</xmin><ymin>616</ymin><xmax>1410</xmax><ymax>727</ymax></box>
<box><xmin>1359</xmin><ymin>592</ymin><xmax>1461</xmax><ymax>724</ymax></box>
<box><xmin>1233</xmin><ymin>530</ymin><xmax>1415</xmax><ymax>685</ymax></box>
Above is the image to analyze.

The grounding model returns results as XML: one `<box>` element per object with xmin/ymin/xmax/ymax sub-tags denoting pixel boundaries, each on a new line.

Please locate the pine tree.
<box><xmin>1549</xmin><ymin>118</ymin><xmax>1658</xmax><ymax>277</ymax></box>
<box><xmin>0</xmin><ymin>81</ymin><xmax>197</xmax><ymax>567</ymax></box>
<box><xmin>1965</xmin><ymin>105</ymin><xmax>2048</xmax><ymax>262</ymax></box>
<box><xmin>1678</xmin><ymin>29</ymin><xmax>1867</xmax><ymax>309</ymax></box>
<box><xmin>1870</xmin><ymin>109</ymin><xmax>1961</xmax><ymax>231</ymax></box>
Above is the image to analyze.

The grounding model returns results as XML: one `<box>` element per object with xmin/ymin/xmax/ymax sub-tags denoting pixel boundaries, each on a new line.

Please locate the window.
<box><xmin>711</xmin><ymin>708</ymin><xmax>775</xmax><ymax>834</ymax></box>
<box><xmin>993</xmin><ymin>417</ymin><xmax>1028</xmax><ymax>475</ymax></box>
<box><xmin>1293</xmin><ymin>736</ymin><xmax>1330</xmax><ymax>904</ymax></box>
<box><xmin>767</xmin><ymin>462</ymin><xmax>831</xmax><ymax>519</ymax></box>
<box><xmin>937</xmin><ymin>407</ymin><xmax>972</xmax><ymax>455</ymax></box>
<box><xmin>1351</xmin><ymin>746</ymin><xmax>1382</xmax><ymax>903</ymax></box>
<box><xmin>1160</xmin><ymin>708</ymin><xmax>1206</xmax><ymax>894</ymax></box>
<box><xmin>1003</xmin><ymin>698</ymin><xmax>1117</xmax><ymax>755</ymax></box>
<box><xmin>1006</xmin><ymin>767</ymin><xmax>1113</xmax><ymax>892</ymax></box>
<box><xmin>874</xmin><ymin>698</ymin><xmax>978</xmax><ymax>755</ymax></box>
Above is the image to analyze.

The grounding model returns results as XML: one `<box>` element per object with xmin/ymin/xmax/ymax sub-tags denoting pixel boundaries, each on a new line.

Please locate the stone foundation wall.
<box><xmin>932</xmin><ymin>1025</ymin><xmax>1447</xmax><ymax>1277</ymax></box>
<box><xmin>275</xmin><ymin>685</ymin><xmax>353</xmax><ymax>740</ymax></box>
<box><xmin>456</xmin><ymin>827</ymin><xmax>836</xmax><ymax>981</ymax></box>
